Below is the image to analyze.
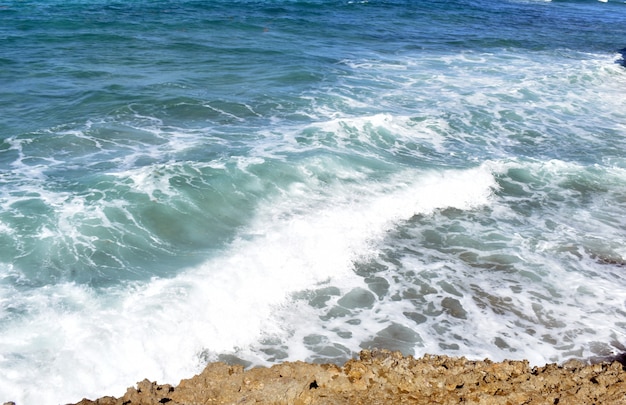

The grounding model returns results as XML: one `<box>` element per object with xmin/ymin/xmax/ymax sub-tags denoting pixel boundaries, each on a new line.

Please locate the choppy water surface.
<box><xmin>1</xmin><ymin>0</ymin><xmax>626</xmax><ymax>403</ymax></box>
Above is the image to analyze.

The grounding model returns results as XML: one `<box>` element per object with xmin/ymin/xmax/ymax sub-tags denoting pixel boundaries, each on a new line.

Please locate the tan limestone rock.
<box><xmin>69</xmin><ymin>349</ymin><xmax>626</xmax><ymax>405</ymax></box>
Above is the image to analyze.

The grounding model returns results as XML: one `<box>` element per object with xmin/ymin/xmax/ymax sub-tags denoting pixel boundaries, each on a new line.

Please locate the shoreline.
<box><xmin>67</xmin><ymin>349</ymin><xmax>626</xmax><ymax>405</ymax></box>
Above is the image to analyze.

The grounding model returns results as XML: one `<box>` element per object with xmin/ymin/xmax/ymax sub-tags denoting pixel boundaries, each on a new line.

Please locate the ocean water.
<box><xmin>1</xmin><ymin>0</ymin><xmax>626</xmax><ymax>403</ymax></box>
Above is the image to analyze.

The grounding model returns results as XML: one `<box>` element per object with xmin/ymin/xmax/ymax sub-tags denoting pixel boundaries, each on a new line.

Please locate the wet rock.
<box><xmin>337</xmin><ymin>287</ymin><xmax>376</xmax><ymax>309</ymax></box>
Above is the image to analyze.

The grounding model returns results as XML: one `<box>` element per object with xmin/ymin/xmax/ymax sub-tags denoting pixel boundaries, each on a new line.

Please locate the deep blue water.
<box><xmin>1</xmin><ymin>0</ymin><xmax>626</xmax><ymax>403</ymax></box>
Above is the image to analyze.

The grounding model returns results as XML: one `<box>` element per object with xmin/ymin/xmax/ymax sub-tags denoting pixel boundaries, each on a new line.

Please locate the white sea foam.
<box><xmin>4</xmin><ymin>155</ymin><xmax>624</xmax><ymax>404</ymax></box>
<box><xmin>236</xmin><ymin>158</ymin><xmax>626</xmax><ymax>370</ymax></box>
<box><xmin>0</xmin><ymin>164</ymin><xmax>498</xmax><ymax>405</ymax></box>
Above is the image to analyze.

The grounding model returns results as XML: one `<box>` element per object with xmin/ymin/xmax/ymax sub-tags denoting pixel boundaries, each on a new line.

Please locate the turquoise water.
<box><xmin>1</xmin><ymin>0</ymin><xmax>626</xmax><ymax>403</ymax></box>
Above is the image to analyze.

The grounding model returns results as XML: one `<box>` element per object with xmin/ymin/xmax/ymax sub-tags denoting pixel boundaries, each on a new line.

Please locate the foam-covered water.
<box><xmin>2</xmin><ymin>0</ymin><xmax>626</xmax><ymax>403</ymax></box>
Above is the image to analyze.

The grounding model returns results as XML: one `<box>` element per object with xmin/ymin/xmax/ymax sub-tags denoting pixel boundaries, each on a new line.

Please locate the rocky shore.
<box><xmin>67</xmin><ymin>349</ymin><xmax>626</xmax><ymax>405</ymax></box>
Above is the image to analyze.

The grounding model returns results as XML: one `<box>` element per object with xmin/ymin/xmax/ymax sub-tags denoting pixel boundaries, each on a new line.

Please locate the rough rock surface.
<box><xmin>70</xmin><ymin>349</ymin><xmax>626</xmax><ymax>405</ymax></box>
